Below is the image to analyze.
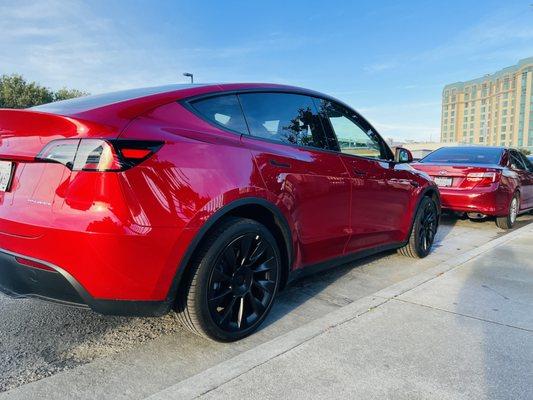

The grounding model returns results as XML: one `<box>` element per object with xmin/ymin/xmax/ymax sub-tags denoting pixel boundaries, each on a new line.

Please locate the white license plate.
<box><xmin>434</xmin><ymin>176</ymin><xmax>453</xmax><ymax>187</ymax></box>
<box><xmin>0</xmin><ymin>161</ymin><xmax>14</xmax><ymax>192</ymax></box>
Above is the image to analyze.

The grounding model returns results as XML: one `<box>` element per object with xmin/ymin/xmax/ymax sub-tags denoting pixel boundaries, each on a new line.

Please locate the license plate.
<box><xmin>434</xmin><ymin>176</ymin><xmax>453</xmax><ymax>187</ymax></box>
<box><xmin>0</xmin><ymin>161</ymin><xmax>14</xmax><ymax>192</ymax></box>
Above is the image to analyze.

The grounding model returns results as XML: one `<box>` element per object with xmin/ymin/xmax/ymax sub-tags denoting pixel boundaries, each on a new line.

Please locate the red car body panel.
<box><xmin>0</xmin><ymin>83</ymin><xmax>438</xmax><ymax>314</ymax></box>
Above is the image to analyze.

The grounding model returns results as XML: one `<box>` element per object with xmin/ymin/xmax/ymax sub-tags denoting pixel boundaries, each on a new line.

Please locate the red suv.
<box><xmin>412</xmin><ymin>146</ymin><xmax>533</xmax><ymax>229</ymax></box>
<box><xmin>0</xmin><ymin>84</ymin><xmax>439</xmax><ymax>341</ymax></box>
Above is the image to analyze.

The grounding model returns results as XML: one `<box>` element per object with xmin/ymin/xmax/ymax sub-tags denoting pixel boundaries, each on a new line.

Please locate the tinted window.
<box><xmin>318</xmin><ymin>100</ymin><xmax>386</xmax><ymax>159</ymax></box>
<box><xmin>190</xmin><ymin>94</ymin><xmax>248</xmax><ymax>134</ymax></box>
<box><xmin>238</xmin><ymin>93</ymin><xmax>328</xmax><ymax>150</ymax></box>
<box><xmin>420</xmin><ymin>147</ymin><xmax>503</xmax><ymax>164</ymax></box>
<box><xmin>519</xmin><ymin>153</ymin><xmax>533</xmax><ymax>172</ymax></box>
<box><xmin>510</xmin><ymin>151</ymin><xmax>526</xmax><ymax>171</ymax></box>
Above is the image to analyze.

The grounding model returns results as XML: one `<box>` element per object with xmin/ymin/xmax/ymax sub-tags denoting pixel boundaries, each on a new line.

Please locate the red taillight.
<box><xmin>15</xmin><ymin>257</ymin><xmax>56</xmax><ymax>272</ymax></box>
<box><xmin>36</xmin><ymin>139</ymin><xmax>163</xmax><ymax>171</ymax></box>
<box><xmin>465</xmin><ymin>171</ymin><xmax>501</xmax><ymax>187</ymax></box>
<box><xmin>120</xmin><ymin>148</ymin><xmax>152</xmax><ymax>159</ymax></box>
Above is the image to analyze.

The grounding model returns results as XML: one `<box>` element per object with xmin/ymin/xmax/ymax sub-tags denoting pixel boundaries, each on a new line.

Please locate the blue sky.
<box><xmin>1</xmin><ymin>0</ymin><xmax>532</xmax><ymax>141</ymax></box>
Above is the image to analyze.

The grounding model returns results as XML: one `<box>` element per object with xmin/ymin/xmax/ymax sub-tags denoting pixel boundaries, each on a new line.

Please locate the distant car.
<box><xmin>0</xmin><ymin>83</ymin><xmax>440</xmax><ymax>341</ymax></box>
<box><xmin>412</xmin><ymin>146</ymin><xmax>533</xmax><ymax>229</ymax></box>
<box><xmin>528</xmin><ymin>155</ymin><xmax>533</xmax><ymax>163</ymax></box>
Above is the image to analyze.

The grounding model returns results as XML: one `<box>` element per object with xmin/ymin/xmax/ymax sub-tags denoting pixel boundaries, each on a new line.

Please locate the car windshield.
<box><xmin>420</xmin><ymin>147</ymin><xmax>503</xmax><ymax>164</ymax></box>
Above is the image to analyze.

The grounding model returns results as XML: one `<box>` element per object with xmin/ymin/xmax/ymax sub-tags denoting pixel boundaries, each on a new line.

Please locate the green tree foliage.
<box><xmin>0</xmin><ymin>74</ymin><xmax>88</xmax><ymax>109</ymax></box>
<box><xmin>519</xmin><ymin>148</ymin><xmax>531</xmax><ymax>156</ymax></box>
<box><xmin>54</xmin><ymin>88</ymin><xmax>89</xmax><ymax>102</ymax></box>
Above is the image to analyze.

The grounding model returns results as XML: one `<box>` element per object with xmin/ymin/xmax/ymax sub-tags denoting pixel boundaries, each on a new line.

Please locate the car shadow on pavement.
<box><xmin>260</xmin><ymin>214</ymin><xmax>461</xmax><ymax>332</ymax></box>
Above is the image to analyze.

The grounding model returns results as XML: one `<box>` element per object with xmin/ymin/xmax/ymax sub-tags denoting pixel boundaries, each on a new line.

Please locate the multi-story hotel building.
<box><xmin>441</xmin><ymin>57</ymin><xmax>533</xmax><ymax>151</ymax></box>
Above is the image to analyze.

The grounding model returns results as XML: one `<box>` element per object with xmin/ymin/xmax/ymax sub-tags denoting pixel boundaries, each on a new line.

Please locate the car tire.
<box><xmin>177</xmin><ymin>217</ymin><xmax>281</xmax><ymax>342</ymax></box>
<box><xmin>495</xmin><ymin>194</ymin><xmax>519</xmax><ymax>230</ymax></box>
<box><xmin>398</xmin><ymin>196</ymin><xmax>439</xmax><ymax>259</ymax></box>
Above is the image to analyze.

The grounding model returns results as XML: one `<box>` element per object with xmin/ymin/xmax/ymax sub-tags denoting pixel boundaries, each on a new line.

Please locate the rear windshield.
<box><xmin>420</xmin><ymin>147</ymin><xmax>503</xmax><ymax>164</ymax></box>
<box><xmin>31</xmin><ymin>84</ymin><xmax>205</xmax><ymax>114</ymax></box>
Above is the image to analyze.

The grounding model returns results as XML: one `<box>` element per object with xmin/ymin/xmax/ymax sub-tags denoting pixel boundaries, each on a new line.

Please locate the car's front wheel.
<box><xmin>398</xmin><ymin>196</ymin><xmax>439</xmax><ymax>258</ymax></box>
<box><xmin>495</xmin><ymin>194</ymin><xmax>519</xmax><ymax>230</ymax></box>
<box><xmin>177</xmin><ymin>217</ymin><xmax>281</xmax><ymax>342</ymax></box>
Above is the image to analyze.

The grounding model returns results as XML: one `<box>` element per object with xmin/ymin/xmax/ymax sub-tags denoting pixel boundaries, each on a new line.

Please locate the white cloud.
<box><xmin>363</xmin><ymin>62</ymin><xmax>398</xmax><ymax>73</ymax></box>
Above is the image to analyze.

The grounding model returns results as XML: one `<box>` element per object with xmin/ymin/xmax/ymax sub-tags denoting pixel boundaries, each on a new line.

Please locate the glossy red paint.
<box><xmin>0</xmin><ymin>83</ymin><xmax>438</xmax><ymax>310</ymax></box>
<box><xmin>412</xmin><ymin>147</ymin><xmax>533</xmax><ymax>216</ymax></box>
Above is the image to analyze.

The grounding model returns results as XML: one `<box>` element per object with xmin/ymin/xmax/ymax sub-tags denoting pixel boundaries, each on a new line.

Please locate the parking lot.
<box><xmin>1</xmin><ymin>213</ymin><xmax>532</xmax><ymax>398</ymax></box>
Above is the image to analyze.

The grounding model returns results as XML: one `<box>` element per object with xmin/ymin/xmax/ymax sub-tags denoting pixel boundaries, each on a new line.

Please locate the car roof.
<box><xmin>442</xmin><ymin>146</ymin><xmax>506</xmax><ymax>150</ymax></box>
<box><xmin>31</xmin><ymin>83</ymin><xmax>329</xmax><ymax>116</ymax></box>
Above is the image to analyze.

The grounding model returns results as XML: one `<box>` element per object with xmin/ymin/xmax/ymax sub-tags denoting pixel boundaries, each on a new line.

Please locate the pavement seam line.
<box><xmin>146</xmin><ymin>223</ymin><xmax>533</xmax><ymax>400</ymax></box>
<box><xmin>192</xmin><ymin>298</ymin><xmax>393</xmax><ymax>399</ymax></box>
<box><xmin>392</xmin><ymin>298</ymin><xmax>533</xmax><ymax>333</ymax></box>
<box><xmin>374</xmin><ymin>223</ymin><xmax>533</xmax><ymax>301</ymax></box>
<box><xmin>146</xmin><ymin>297</ymin><xmax>390</xmax><ymax>400</ymax></box>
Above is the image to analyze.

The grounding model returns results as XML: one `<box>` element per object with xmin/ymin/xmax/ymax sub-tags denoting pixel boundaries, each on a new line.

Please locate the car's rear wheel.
<box><xmin>495</xmin><ymin>194</ymin><xmax>519</xmax><ymax>230</ymax></box>
<box><xmin>177</xmin><ymin>217</ymin><xmax>281</xmax><ymax>342</ymax></box>
<box><xmin>398</xmin><ymin>196</ymin><xmax>438</xmax><ymax>258</ymax></box>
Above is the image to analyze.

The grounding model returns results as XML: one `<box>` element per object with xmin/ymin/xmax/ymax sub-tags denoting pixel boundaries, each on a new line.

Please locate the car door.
<box><xmin>516</xmin><ymin>152</ymin><xmax>533</xmax><ymax>209</ymax></box>
<box><xmin>238</xmin><ymin>92</ymin><xmax>352</xmax><ymax>267</ymax></box>
<box><xmin>315</xmin><ymin>99</ymin><xmax>417</xmax><ymax>252</ymax></box>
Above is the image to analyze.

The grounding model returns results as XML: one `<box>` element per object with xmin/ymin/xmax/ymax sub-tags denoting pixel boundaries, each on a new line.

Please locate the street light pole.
<box><xmin>183</xmin><ymin>72</ymin><xmax>194</xmax><ymax>83</ymax></box>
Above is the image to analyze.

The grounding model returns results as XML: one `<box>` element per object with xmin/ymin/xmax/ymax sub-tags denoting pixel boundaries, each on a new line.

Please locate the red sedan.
<box><xmin>412</xmin><ymin>146</ymin><xmax>533</xmax><ymax>229</ymax></box>
<box><xmin>0</xmin><ymin>83</ymin><xmax>439</xmax><ymax>341</ymax></box>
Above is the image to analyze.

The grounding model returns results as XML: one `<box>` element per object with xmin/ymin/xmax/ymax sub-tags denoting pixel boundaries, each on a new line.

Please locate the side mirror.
<box><xmin>394</xmin><ymin>147</ymin><xmax>413</xmax><ymax>163</ymax></box>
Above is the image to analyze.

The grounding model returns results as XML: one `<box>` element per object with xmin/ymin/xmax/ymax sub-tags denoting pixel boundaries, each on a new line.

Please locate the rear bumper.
<box><xmin>0</xmin><ymin>249</ymin><xmax>172</xmax><ymax>316</ymax></box>
<box><xmin>439</xmin><ymin>186</ymin><xmax>509</xmax><ymax>216</ymax></box>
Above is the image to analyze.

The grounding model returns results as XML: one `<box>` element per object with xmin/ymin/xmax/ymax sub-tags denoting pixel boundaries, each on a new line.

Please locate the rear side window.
<box><xmin>420</xmin><ymin>147</ymin><xmax>504</xmax><ymax>164</ymax></box>
<box><xmin>190</xmin><ymin>95</ymin><xmax>248</xmax><ymax>135</ymax></box>
<box><xmin>238</xmin><ymin>93</ymin><xmax>328</xmax><ymax>150</ymax></box>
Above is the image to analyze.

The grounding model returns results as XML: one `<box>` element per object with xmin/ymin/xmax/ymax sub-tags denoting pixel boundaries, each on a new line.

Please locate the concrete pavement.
<box><xmin>1</xmin><ymin>216</ymin><xmax>532</xmax><ymax>399</ymax></box>
<box><xmin>148</xmin><ymin>222</ymin><xmax>533</xmax><ymax>400</ymax></box>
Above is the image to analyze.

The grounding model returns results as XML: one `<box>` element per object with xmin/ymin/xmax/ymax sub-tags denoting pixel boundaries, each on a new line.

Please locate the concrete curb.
<box><xmin>146</xmin><ymin>223</ymin><xmax>533</xmax><ymax>400</ymax></box>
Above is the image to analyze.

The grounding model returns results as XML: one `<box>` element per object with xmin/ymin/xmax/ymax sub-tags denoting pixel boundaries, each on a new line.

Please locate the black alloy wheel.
<box><xmin>207</xmin><ymin>233</ymin><xmax>278</xmax><ymax>332</ymax></box>
<box><xmin>177</xmin><ymin>217</ymin><xmax>281</xmax><ymax>342</ymax></box>
<box><xmin>417</xmin><ymin>199</ymin><xmax>438</xmax><ymax>254</ymax></box>
<box><xmin>398</xmin><ymin>196</ymin><xmax>439</xmax><ymax>258</ymax></box>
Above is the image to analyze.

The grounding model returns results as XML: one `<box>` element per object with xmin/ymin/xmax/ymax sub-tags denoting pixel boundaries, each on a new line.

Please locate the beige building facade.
<box><xmin>441</xmin><ymin>57</ymin><xmax>533</xmax><ymax>151</ymax></box>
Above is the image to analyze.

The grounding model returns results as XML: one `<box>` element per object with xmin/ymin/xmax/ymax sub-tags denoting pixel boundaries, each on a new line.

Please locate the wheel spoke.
<box><xmin>223</xmin><ymin>245</ymin><xmax>237</xmax><ymax>270</ymax></box>
<box><xmin>252</xmin><ymin>257</ymin><xmax>275</xmax><ymax>274</ymax></box>
<box><xmin>248</xmin><ymin>239</ymin><xmax>267</xmax><ymax>264</ymax></box>
<box><xmin>248</xmin><ymin>292</ymin><xmax>266</xmax><ymax>315</ymax></box>
<box><xmin>219</xmin><ymin>296</ymin><xmax>237</xmax><ymax>326</ymax></box>
<box><xmin>212</xmin><ymin>266</ymin><xmax>231</xmax><ymax>283</ymax></box>
<box><xmin>209</xmin><ymin>288</ymin><xmax>232</xmax><ymax>304</ymax></box>
<box><xmin>237</xmin><ymin>297</ymin><xmax>245</xmax><ymax>328</ymax></box>
<box><xmin>253</xmin><ymin>279</ymin><xmax>275</xmax><ymax>294</ymax></box>
<box><xmin>239</xmin><ymin>235</ymin><xmax>254</xmax><ymax>266</ymax></box>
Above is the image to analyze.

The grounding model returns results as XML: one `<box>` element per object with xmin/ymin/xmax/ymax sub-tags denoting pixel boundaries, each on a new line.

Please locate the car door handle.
<box><xmin>269</xmin><ymin>159</ymin><xmax>291</xmax><ymax>168</ymax></box>
<box><xmin>389</xmin><ymin>178</ymin><xmax>419</xmax><ymax>187</ymax></box>
<box><xmin>352</xmin><ymin>168</ymin><xmax>367</xmax><ymax>176</ymax></box>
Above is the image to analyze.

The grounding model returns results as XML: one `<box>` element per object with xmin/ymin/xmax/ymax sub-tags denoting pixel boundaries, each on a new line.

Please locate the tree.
<box><xmin>519</xmin><ymin>148</ymin><xmax>531</xmax><ymax>156</ymax></box>
<box><xmin>54</xmin><ymin>88</ymin><xmax>89</xmax><ymax>102</ymax></box>
<box><xmin>0</xmin><ymin>74</ymin><xmax>88</xmax><ymax>109</ymax></box>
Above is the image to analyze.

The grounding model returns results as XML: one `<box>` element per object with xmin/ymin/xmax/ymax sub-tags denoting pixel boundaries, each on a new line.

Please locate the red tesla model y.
<box><xmin>412</xmin><ymin>146</ymin><xmax>533</xmax><ymax>229</ymax></box>
<box><xmin>0</xmin><ymin>83</ymin><xmax>440</xmax><ymax>341</ymax></box>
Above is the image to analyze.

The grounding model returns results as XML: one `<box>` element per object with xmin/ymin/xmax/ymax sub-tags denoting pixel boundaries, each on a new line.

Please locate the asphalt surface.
<box><xmin>1</xmin><ymin>213</ymin><xmax>532</xmax><ymax>395</ymax></box>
